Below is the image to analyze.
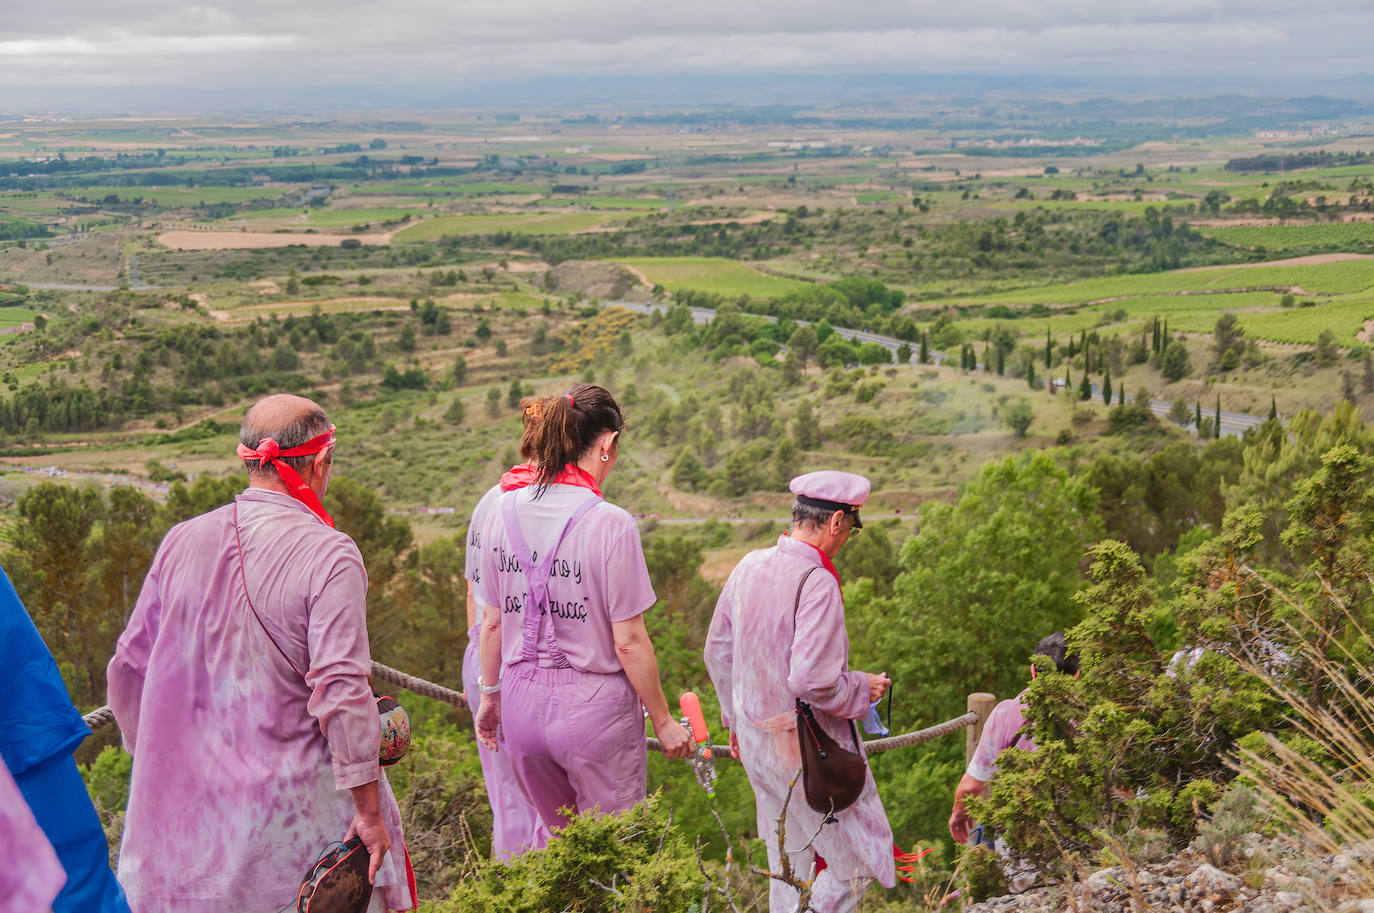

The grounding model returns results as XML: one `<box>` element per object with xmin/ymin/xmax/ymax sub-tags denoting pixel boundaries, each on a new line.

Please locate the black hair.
<box><xmin>1034</xmin><ymin>632</ymin><xmax>1080</xmax><ymax>676</ymax></box>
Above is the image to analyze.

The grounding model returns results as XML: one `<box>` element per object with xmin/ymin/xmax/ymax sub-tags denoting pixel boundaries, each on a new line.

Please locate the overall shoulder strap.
<box><xmin>505</xmin><ymin>491</ymin><xmax>602</xmax><ymax>667</ymax></box>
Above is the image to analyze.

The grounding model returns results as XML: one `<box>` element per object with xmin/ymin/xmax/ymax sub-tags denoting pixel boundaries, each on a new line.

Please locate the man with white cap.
<box><xmin>705</xmin><ymin>470</ymin><xmax>895</xmax><ymax>913</ymax></box>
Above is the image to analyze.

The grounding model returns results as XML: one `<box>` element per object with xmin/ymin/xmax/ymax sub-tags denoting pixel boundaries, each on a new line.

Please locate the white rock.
<box><xmin>1185</xmin><ymin>864</ymin><xmax>1242</xmax><ymax>896</ymax></box>
<box><xmin>1085</xmin><ymin>867</ymin><xmax>1123</xmax><ymax>895</ymax></box>
<box><xmin>1274</xmin><ymin>891</ymin><xmax>1303</xmax><ymax>909</ymax></box>
<box><xmin>1337</xmin><ymin>900</ymin><xmax>1374</xmax><ymax>913</ymax></box>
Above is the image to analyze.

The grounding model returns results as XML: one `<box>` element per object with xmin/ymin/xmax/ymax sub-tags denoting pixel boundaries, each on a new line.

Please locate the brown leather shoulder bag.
<box><xmin>791</xmin><ymin>566</ymin><xmax>867</xmax><ymax>817</ymax></box>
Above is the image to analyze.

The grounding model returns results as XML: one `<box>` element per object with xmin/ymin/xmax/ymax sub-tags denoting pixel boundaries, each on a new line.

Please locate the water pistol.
<box><xmin>679</xmin><ymin>691</ymin><xmax>719</xmax><ymax>798</ymax></box>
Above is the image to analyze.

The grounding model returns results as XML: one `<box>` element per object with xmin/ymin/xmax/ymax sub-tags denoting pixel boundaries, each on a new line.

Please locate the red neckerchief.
<box><xmin>236</xmin><ymin>425</ymin><xmax>336</xmax><ymax>527</ymax></box>
<box><xmin>790</xmin><ymin>534</ymin><xmax>841</xmax><ymax>586</ymax></box>
<box><xmin>499</xmin><ymin>462</ymin><xmax>602</xmax><ymax>497</ymax></box>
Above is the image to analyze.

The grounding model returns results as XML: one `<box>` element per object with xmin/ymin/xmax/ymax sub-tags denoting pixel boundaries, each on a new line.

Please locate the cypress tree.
<box><xmin>1195</xmin><ymin>401</ymin><xmax>1203</xmax><ymax>432</ymax></box>
<box><xmin>1214</xmin><ymin>396</ymin><xmax>1222</xmax><ymax>438</ymax></box>
<box><xmin>1117</xmin><ymin>386</ymin><xmax>1125</xmax><ymax>406</ymax></box>
<box><xmin>1102</xmin><ymin>370</ymin><xmax>1112</xmax><ymax>405</ymax></box>
<box><xmin>1269</xmin><ymin>395</ymin><xmax>1277</xmax><ymax>421</ymax></box>
<box><xmin>996</xmin><ymin>346</ymin><xmax>1005</xmax><ymax>376</ymax></box>
<box><xmin>1027</xmin><ymin>360</ymin><xmax>1037</xmax><ymax>389</ymax></box>
<box><xmin>1078</xmin><ymin>371</ymin><xmax>1092</xmax><ymax>400</ymax></box>
<box><xmin>1064</xmin><ymin>366</ymin><xmax>1072</xmax><ymax>395</ymax></box>
<box><xmin>1045</xmin><ymin>329</ymin><xmax>1052</xmax><ymax>367</ymax></box>
<box><xmin>1152</xmin><ymin>316</ymin><xmax>1160</xmax><ymax>353</ymax></box>
<box><xmin>919</xmin><ymin>333</ymin><xmax>929</xmax><ymax>364</ymax></box>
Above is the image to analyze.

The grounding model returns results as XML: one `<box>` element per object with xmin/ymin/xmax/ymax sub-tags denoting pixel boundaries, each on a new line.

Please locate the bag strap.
<box><xmin>790</xmin><ymin>564</ymin><xmax>862</xmax><ymax>754</ymax></box>
<box><xmin>502</xmin><ymin>490</ymin><xmax>602</xmax><ymax>668</ymax></box>
<box><xmin>233</xmin><ymin>503</ymin><xmax>308</xmax><ymax>687</ymax></box>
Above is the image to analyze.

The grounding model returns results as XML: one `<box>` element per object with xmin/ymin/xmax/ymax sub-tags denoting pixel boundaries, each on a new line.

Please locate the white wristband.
<box><xmin>478</xmin><ymin>675</ymin><xmax>502</xmax><ymax>695</ymax></box>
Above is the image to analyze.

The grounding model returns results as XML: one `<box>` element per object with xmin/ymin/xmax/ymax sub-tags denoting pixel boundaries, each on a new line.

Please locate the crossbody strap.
<box><xmin>233</xmin><ymin>503</ymin><xmax>308</xmax><ymax>686</ymax></box>
<box><xmin>502</xmin><ymin>491</ymin><xmax>602</xmax><ymax>668</ymax></box>
<box><xmin>791</xmin><ymin>564</ymin><xmax>861</xmax><ymax>754</ymax></box>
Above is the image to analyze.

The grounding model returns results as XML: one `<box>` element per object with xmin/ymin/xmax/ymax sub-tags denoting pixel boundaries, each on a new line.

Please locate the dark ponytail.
<box><xmin>517</xmin><ymin>394</ymin><xmax>555</xmax><ymax>460</ymax></box>
<box><xmin>533</xmin><ymin>384</ymin><xmax>624</xmax><ymax>493</ymax></box>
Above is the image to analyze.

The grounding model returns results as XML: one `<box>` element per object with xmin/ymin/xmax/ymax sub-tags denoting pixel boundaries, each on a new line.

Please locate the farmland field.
<box><xmin>1202</xmin><ymin>222</ymin><xmax>1374</xmax><ymax>251</ymax></box>
<box><xmin>59</xmin><ymin>186</ymin><xmax>301</xmax><ymax>206</ymax></box>
<box><xmin>393</xmin><ymin>211</ymin><xmax>636</xmax><ymax>241</ymax></box>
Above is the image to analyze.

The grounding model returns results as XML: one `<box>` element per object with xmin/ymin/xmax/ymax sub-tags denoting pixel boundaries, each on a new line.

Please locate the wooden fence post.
<box><xmin>966</xmin><ymin>692</ymin><xmax>996</xmax><ymax>766</ymax></box>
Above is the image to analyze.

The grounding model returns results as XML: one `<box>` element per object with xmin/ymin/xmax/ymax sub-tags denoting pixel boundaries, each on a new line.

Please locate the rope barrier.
<box><xmin>79</xmin><ymin>661</ymin><xmax>468</xmax><ymax>731</ymax></box>
<box><xmin>644</xmin><ymin>711</ymin><xmax>978</xmax><ymax>759</ymax></box>
<box><xmin>82</xmin><ymin>705</ymin><xmax>116</xmax><ymax>730</ymax></box>
<box><xmin>80</xmin><ymin>667</ymin><xmax>976</xmax><ymax>760</ymax></box>
<box><xmin>370</xmin><ymin>662</ymin><xmax>467</xmax><ymax>709</ymax></box>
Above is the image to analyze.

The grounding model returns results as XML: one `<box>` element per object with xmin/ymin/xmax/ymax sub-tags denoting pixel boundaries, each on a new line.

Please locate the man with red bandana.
<box><xmin>705</xmin><ymin>470</ymin><xmax>894</xmax><ymax>913</ymax></box>
<box><xmin>108</xmin><ymin>394</ymin><xmax>415</xmax><ymax>913</ymax></box>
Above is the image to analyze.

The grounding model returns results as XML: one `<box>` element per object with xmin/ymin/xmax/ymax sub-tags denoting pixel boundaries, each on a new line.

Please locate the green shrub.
<box><xmin>437</xmin><ymin>796</ymin><xmax>704</xmax><ymax>913</ymax></box>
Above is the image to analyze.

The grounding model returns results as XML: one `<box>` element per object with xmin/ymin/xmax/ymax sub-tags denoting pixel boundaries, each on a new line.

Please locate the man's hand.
<box><xmin>865</xmin><ymin>672</ymin><xmax>892</xmax><ymax>703</ymax></box>
<box><xmin>948</xmin><ymin>802</ymin><xmax>974</xmax><ymax>845</ymax></box>
<box><xmin>346</xmin><ymin>782</ymin><xmax>392</xmax><ymax>884</ymax></box>
<box><xmin>476</xmin><ymin>693</ymin><xmax>501</xmax><ymax>751</ymax></box>
<box><xmin>655</xmin><ymin>718</ymin><xmax>693</xmax><ymax>759</ymax></box>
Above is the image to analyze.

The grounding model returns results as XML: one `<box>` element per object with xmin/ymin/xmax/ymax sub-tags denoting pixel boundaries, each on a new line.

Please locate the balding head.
<box><xmin>240</xmin><ymin>394</ymin><xmax>332</xmax><ymax>480</ymax></box>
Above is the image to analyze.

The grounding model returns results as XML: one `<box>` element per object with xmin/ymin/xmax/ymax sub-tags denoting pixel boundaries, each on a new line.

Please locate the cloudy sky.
<box><xmin>4</xmin><ymin>1</ymin><xmax>1374</xmax><ymax>106</ymax></box>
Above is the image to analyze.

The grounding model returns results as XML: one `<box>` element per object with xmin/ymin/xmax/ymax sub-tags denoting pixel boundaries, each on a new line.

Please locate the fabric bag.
<box><xmin>790</xmin><ymin>566</ymin><xmax>867</xmax><ymax>816</ymax></box>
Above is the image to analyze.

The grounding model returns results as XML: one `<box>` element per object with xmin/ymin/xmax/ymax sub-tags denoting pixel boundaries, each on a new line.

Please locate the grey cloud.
<box><xmin>2</xmin><ymin>0</ymin><xmax>1372</xmax><ymax>94</ymax></box>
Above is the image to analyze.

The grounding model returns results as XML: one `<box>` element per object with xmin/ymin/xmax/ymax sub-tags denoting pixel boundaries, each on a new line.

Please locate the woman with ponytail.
<box><xmin>461</xmin><ymin>395</ymin><xmax>551</xmax><ymax>860</ymax></box>
<box><xmin>474</xmin><ymin>384</ymin><xmax>691</xmax><ymax>848</ymax></box>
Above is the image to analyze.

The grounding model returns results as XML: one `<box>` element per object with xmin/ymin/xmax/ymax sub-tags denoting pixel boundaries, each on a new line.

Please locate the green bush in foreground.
<box><xmin>433</xmin><ymin>796</ymin><xmax>706</xmax><ymax>913</ymax></box>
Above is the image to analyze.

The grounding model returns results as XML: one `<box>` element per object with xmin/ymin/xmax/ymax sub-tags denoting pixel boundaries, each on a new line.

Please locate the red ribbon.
<box><xmin>236</xmin><ymin>425</ymin><xmax>337</xmax><ymax>527</ymax></box>
<box><xmin>499</xmin><ymin>462</ymin><xmax>602</xmax><ymax>497</ymax></box>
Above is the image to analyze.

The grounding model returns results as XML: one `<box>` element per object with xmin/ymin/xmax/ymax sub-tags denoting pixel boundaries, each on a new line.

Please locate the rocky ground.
<box><xmin>967</xmin><ymin>837</ymin><xmax>1373</xmax><ymax>913</ymax></box>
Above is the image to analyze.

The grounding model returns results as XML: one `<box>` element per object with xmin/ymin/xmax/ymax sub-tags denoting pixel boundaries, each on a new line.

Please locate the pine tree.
<box><xmin>1102</xmin><ymin>370</ymin><xmax>1112</xmax><ymax>405</ymax></box>
<box><xmin>1213</xmin><ymin>396</ymin><xmax>1222</xmax><ymax>438</ymax></box>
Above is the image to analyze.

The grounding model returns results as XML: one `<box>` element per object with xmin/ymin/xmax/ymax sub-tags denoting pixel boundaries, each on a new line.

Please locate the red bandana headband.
<box><xmin>236</xmin><ymin>425</ymin><xmax>337</xmax><ymax>527</ymax></box>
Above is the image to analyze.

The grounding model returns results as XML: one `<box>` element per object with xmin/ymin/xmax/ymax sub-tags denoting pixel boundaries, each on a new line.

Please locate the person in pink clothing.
<box><xmin>461</xmin><ymin>396</ymin><xmax>547</xmax><ymax>859</ymax></box>
<box><xmin>0</xmin><ymin>755</ymin><xmax>65</xmax><ymax>913</ymax></box>
<box><xmin>706</xmin><ymin>470</ymin><xmax>895</xmax><ymax>913</ymax></box>
<box><xmin>107</xmin><ymin>394</ymin><xmax>415</xmax><ymax>913</ymax></box>
<box><xmin>474</xmin><ymin>384</ymin><xmax>691</xmax><ymax>849</ymax></box>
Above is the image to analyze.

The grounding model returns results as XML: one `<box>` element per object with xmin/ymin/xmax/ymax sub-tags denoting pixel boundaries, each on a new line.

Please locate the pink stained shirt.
<box><xmin>477</xmin><ymin>483</ymin><xmax>656</xmax><ymax>674</ymax></box>
<box><xmin>705</xmin><ymin>533</ymin><xmax>894</xmax><ymax>889</ymax></box>
<box><xmin>107</xmin><ymin>488</ymin><xmax>412</xmax><ymax>913</ymax></box>
<box><xmin>0</xmin><ymin>756</ymin><xmax>65</xmax><ymax>913</ymax></box>
<box><xmin>966</xmin><ymin>692</ymin><xmax>1034</xmax><ymax>783</ymax></box>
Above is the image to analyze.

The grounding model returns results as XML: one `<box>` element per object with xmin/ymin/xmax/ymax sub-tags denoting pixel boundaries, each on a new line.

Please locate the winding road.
<box><xmin>611</xmin><ymin>300</ymin><xmax>1269</xmax><ymax>439</ymax></box>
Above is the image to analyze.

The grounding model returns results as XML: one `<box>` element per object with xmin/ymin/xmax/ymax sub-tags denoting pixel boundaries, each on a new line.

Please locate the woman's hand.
<box><xmin>865</xmin><ymin>672</ymin><xmax>892</xmax><ymax>703</ymax></box>
<box><xmin>655</xmin><ymin>717</ymin><xmax>693</xmax><ymax>759</ymax></box>
<box><xmin>476</xmin><ymin>692</ymin><xmax>501</xmax><ymax>751</ymax></box>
